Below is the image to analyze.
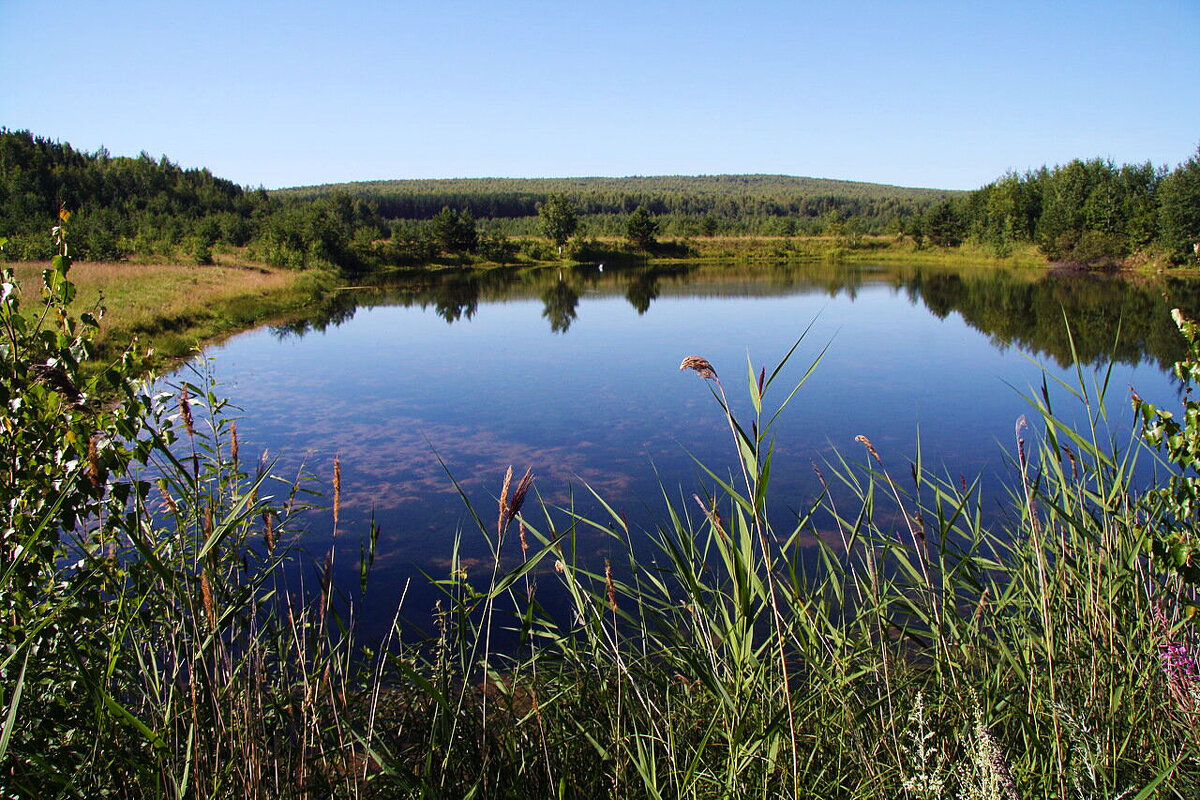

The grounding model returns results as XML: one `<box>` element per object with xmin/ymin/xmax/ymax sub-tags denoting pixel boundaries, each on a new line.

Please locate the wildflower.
<box><xmin>1159</xmin><ymin>636</ymin><xmax>1200</xmax><ymax>714</ymax></box>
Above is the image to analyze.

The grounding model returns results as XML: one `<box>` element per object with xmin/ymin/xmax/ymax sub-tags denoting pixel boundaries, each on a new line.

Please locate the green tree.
<box><xmin>625</xmin><ymin>206</ymin><xmax>659</xmax><ymax>251</ymax></box>
<box><xmin>538</xmin><ymin>194</ymin><xmax>578</xmax><ymax>253</ymax></box>
<box><xmin>923</xmin><ymin>200</ymin><xmax>965</xmax><ymax>248</ymax></box>
<box><xmin>430</xmin><ymin>206</ymin><xmax>478</xmax><ymax>255</ymax></box>
<box><xmin>1159</xmin><ymin>149</ymin><xmax>1200</xmax><ymax>265</ymax></box>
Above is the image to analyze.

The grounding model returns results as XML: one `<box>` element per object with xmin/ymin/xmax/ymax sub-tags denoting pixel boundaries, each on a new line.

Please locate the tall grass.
<box><xmin>3</xmin><ymin>225</ymin><xmax>1198</xmax><ymax>796</ymax></box>
<box><xmin>350</xmin><ymin>328</ymin><xmax>1197</xmax><ymax>797</ymax></box>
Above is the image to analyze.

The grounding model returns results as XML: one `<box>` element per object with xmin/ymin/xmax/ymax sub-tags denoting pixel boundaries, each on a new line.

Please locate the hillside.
<box><xmin>274</xmin><ymin>174</ymin><xmax>959</xmax><ymax>236</ymax></box>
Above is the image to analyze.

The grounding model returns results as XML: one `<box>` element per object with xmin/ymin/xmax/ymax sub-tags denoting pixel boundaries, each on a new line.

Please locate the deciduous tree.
<box><xmin>538</xmin><ymin>194</ymin><xmax>578</xmax><ymax>253</ymax></box>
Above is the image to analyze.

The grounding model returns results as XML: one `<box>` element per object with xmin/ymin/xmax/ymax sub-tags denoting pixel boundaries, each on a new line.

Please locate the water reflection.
<box><xmin>198</xmin><ymin>259</ymin><xmax>1200</xmax><ymax>639</ymax></box>
<box><xmin>272</xmin><ymin>262</ymin><xmax>1200</xmax><ymax>370</ymax></box>
<box><xmin>541</xmin><ymin>279</ymin><xmax>579</xmax><ymax>333</ymax></box>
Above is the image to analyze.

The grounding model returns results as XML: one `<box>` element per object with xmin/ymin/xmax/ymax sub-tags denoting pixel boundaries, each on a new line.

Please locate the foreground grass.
<box><xmin>5</xmin><ymin>239</ymin><xmax>1199</xmax><ymax>798</ymax></box>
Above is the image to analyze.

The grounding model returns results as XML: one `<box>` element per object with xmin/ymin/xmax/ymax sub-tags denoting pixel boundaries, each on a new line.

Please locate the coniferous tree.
<box><xmin>625</xmin><ymin>206</ymin><xmax>659</xmax><ymax>251</ymax></box>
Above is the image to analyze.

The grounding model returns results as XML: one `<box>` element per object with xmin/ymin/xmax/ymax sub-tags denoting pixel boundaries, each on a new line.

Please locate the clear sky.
<box><xmin>2</xmin><ymin>0</ymin><xmax>1197</xmax><ymax>191</ymax></box>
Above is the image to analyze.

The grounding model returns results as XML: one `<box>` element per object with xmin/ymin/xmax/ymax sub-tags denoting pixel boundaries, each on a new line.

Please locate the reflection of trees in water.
<box><xmin>902</xmin><ymin>269</ymin><xmax>1200</xmax><ymax>369</ymax></box>
<box><xmin>262</xmin><ymin>262</ymin><xmax>1200</xmax><ymax>369</ymax></box>
<box><xmin>625</xmin><ymin>271</ymin><xmax>660</xmax><ymax>315</ymax></box>
<box><xmin>541</xmin><ymin>280</ymin><xmax>579</xmax><ymax>333</ymax></box>
<box><xmin>270</xmin><ymin>290</ymin><xmax>360</xmax><ymax>339</ymax></box>
<box><xmin>432</xmin><ymin>275</ymin><xmax>480</xmax><ymax>323</ymax></box>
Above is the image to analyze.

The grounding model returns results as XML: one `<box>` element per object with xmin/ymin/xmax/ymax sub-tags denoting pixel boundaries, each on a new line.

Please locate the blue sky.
<box><xmin>2</xmin><ymin>1</ymin><xmax>1197</xmax><ymax>190</ymax></box>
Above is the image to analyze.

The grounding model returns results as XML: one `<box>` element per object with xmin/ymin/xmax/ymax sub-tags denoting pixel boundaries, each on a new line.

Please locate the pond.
<box><xmin>177</xmin><ymin>260</ymin><xmax>1200</xmax><ymax>636</ymax></box>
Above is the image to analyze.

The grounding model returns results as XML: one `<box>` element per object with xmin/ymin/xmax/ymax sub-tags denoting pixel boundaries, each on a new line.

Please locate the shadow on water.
<box><xmin>270</xmin><ymin>261</ymin><xmax>1200</xmax><ymax>370</ymax></box>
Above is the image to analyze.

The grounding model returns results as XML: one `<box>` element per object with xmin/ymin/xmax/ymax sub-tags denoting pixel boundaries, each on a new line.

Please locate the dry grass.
<box><xmin>9</xmin><ymin>257</ymin><xmax>325</xmax><ymax>362</ymax></box>
<box><xmin>13</xmin><ymin>260</ymin><xmax>291</xmax><ymax>333</ymax></box>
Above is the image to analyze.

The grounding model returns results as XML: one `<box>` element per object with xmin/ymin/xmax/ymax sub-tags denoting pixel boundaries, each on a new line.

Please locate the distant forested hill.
<box><xmin>275</xmin><ymin>175</ymin><xmax>959</xmax><ymax>237</ymax></box>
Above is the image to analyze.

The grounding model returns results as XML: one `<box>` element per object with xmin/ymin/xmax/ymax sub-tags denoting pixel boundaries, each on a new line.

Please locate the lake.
<box><xmin>176</xmin><ymin>260</ymin><xmax>1200</xmax><ymax>635</ymax></box>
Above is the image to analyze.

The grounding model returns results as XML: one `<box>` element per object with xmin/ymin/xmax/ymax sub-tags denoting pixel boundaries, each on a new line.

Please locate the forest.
<box><xmin>1</xmin><ymin>128</ymin><xmax>1198</xmax><ymax>270</ymax></box>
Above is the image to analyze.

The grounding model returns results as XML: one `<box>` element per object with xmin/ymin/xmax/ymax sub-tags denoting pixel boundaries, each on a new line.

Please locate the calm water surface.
<box><xmin>178</xmin><ymin>261</ymin><xmax>1200</xmax><ymax>633</ymax></box>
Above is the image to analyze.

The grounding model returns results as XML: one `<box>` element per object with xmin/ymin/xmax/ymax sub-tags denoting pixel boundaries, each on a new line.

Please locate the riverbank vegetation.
<box><xmin>3</xmin><ymin>221</ymin><xmax>1200</xmax><ymax>797</ymax></box>
<box><xmin>4</xmin><ymin>129</ymin><xmax>1198</xmax><ymax>276</ymax></box>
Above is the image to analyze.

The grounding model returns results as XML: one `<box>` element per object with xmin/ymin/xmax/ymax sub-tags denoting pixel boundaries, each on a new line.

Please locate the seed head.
<box><xmin>605</xmin><ymin>559</ymin><xmax>617</xmax><ymax>612</ymax></box>
<box><xmin>332</xmin><ymin>457</ymin><xmax>342</xmax><ymax>532</ymax></box>
<box><xmin>200</xmin><ymin>570</ymin><xmax>216</xmax><ymax>630</ymax></box>
<box><xmin>86</xmin><ymin>435</ymin><xmax>102</xmax><ymax>488</ymax></box>
<box><xmin>179</xmin><ymin>385</ymin><xmax>194</xmax><ymax>437</ymax></box>
<box><xmin>855</xmin><ymin>435</ymin><xmax>881</xmax><ymax>464</ymax></box>
<box><xmin>679</xmin><ymin>355</ymin><xmax>718</xmax><ymax>381</ymax></box>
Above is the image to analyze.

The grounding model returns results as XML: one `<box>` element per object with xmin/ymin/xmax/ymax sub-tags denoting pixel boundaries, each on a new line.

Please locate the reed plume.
<box><xmin>679</xmin><ymin>355</ymin><xmax>717</xmax><ymax>381</ymax></box>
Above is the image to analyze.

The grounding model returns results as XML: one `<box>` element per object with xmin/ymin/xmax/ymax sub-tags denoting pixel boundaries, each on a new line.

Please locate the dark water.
<box><xmin>178</xmin><ymin>261</ymin><xmax>1200</xmax><ymax>635</ymax></box>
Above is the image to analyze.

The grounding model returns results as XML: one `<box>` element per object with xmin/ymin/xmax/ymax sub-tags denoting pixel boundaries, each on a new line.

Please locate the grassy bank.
<box><xmin>537</xmin><ymin>234</ymin><xmax>1047</xmax><ymax>269</ymax></box>
<box><xmin>11</xmin><ymin>254</ymin><xmax>333</xmax><ymax>363</ymax></box>
<box><xmin>4</xmin><ymin>242</ymin><xmax>1200</xmax><ymax>797</ymax></box>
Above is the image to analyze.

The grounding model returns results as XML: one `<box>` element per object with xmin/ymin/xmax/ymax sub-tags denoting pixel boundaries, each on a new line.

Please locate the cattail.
<box><xmin>679</xmin><ymin>355</ymin><xmax>717</xmax><ymax>381</ymax></box>
<box><xmin>204</xmin><ymin>506</ymin><xmax>213</xmax><ymax>540</ymax></box>
<box><xmin>605</xmin><ymin>559</ymin><xmax>617</xmax><ymax>612</ymax></box>
<box><xmin>179</xmin><ymin>385</ymin><xmax>194</xmax><ymax>438</ymax></box>
<box><xmin>230</xmin><ymin>421</ymin><xmax>239</xmax><ymax>467</ymax></box>
<box><xmin>855</xmin><ymin>434</ymin><xmax>882</xmax><ymax>464</ymax></box>
<box><xmin>200</xmin><ymin>570</ymin><xmax>216</xmax><ymax>630</ymax></box>
<box><xmin>332</xmin><ymin>457</ymin><xmax>342</xmax><ymax>533</ymax></box>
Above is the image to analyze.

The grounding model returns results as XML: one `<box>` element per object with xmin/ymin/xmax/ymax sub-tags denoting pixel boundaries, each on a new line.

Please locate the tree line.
<box><xmin>946</xmin><ymin>153</ymin><xmax>1200</xmax><ymax>265</ymax></box>
<box><xmin>3</xmin><ymin>128</ymin><xmax>1198</xmax><ymax>268</ymax></box>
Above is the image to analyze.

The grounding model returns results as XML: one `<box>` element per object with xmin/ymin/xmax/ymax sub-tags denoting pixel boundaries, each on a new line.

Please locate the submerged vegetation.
<box><xmin>3</xmin><ymin>219</ymin><xmax>1200</xmax><ymax>797</ymax></box>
